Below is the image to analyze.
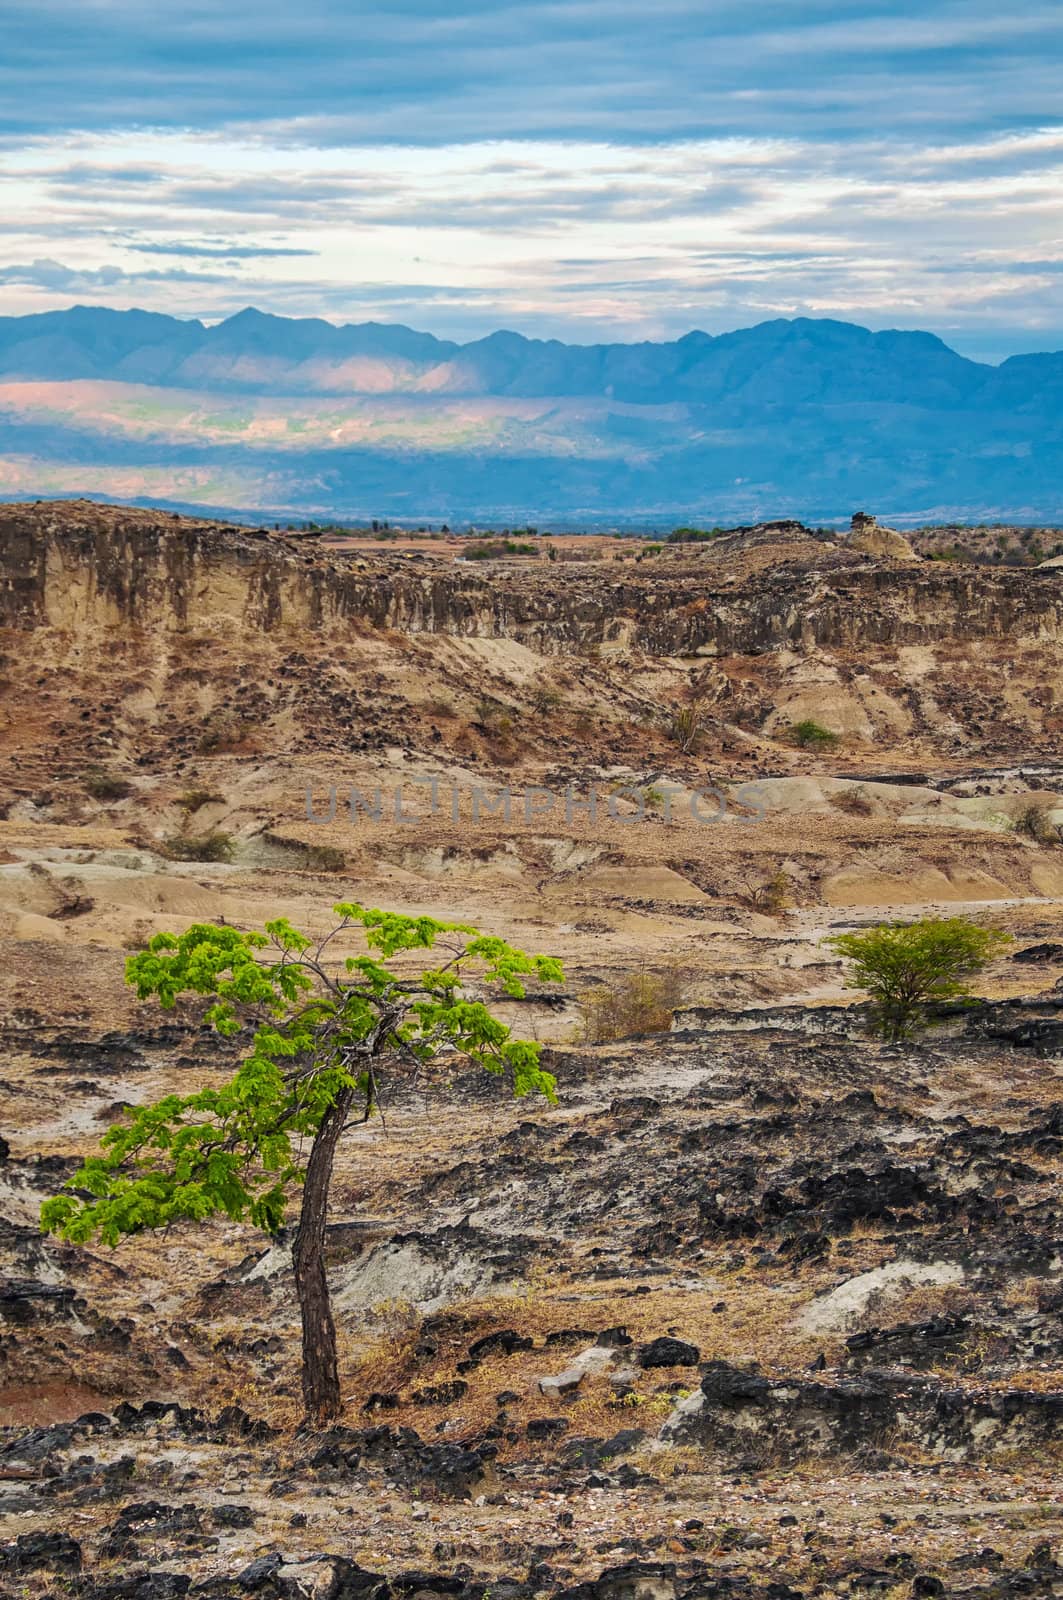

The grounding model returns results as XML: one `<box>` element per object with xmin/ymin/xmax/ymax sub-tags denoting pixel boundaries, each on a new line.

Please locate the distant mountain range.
<box><xmin>0</xmin><ymin>305</ymin><xmax>1061</xmax><ymax>522</ymax></box>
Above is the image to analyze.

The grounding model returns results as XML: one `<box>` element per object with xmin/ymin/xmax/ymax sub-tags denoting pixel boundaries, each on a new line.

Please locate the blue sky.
<box><xmin>2</xmin><ymin>0</ymin><xmax>1063</xmax><ymax>359</ymax></box>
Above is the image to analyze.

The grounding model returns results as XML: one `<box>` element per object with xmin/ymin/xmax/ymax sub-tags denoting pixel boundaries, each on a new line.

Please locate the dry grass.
<box><xmin>327</xmin><ymin>1265</ymin><xmax>848</xmax><ymax>1454</ymax></box>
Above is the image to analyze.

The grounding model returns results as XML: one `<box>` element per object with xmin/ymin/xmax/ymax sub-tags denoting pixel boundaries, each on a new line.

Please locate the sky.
<box><xmin>2</xmin><ymin>0</ymin><xmax>1063</xmax><ymax>360</ymax></box>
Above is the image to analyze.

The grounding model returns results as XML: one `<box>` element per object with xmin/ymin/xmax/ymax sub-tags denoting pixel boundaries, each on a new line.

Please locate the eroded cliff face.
<box><xmin>3</xmin><ymin>498</ymin><xmax>1063</xmax><ymax>791</ymax></box>
<box><xmin>3</xmin><ymin>499</ymin><xmax>1062</xmax><ymax>658</ymax></box>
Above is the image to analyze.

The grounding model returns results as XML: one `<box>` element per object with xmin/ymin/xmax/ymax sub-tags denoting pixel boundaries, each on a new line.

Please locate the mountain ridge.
<box><xmin>0</xmin><ymin>305</ymin><xmax>1019</xmax><ymax>395</ymax></box>
<box><xmin>0</xmin><ymin>305</ymin><xmax>1061</xmax><ymax>519</ymax></box>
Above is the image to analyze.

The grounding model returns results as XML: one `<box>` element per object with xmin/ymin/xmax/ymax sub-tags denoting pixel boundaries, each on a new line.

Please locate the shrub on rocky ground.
<box><xmin>830</xmin><ymin>785</ymin><xmax>874</xmax><ymax>816</ymax></box>
<box><xmin>740</xmin><ymin>869</ymin><xmax>793</xmax><ymax>916</ymax></box>
<box><xmin>667</xmin><ymin>704</ymin><xmax>707</xmax><ymax>754</ymax></box>
<box><xmin>196</xmin><ymin>713</ymin><xmax>258</xmax><ymax>754</ymax></box>
<box><xmin>83</xmin><ymin>770</ymin><xmax>133</xmax><ymax>801</ymax></box>
<box><xmin>177</xmin><ymin>788</ymin><xmax>224</xmax><ymax>814</ymax></box>
<box><xmin>788</xmin><ymin>718</ymin><xmax>840</xmax><ymax>749</ymax></box>
<box><xmin>1012</xmin><ymin>800</ymin><xmax>1061</xmax><ymax>845</ymax></box>
<box><xmin>826</xmin><ymin>915</ymin><xmax>1011</xmax><ymax>1039</ymax></box>
<box><xmin>578</xmin><ymin>965</ymin><xmax>688</xmax><ymax>1042</ymax></box>
<box><xmin>161</xmin><ymin>831</ymin><xmax>235</xmax><ymax>863</ymax></box>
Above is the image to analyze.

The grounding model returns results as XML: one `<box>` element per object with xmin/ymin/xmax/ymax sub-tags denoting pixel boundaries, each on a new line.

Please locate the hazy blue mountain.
<box><xmin>0</xmin><ymin>305</ymin><xmax>1060</xmax><ymax>521</ymax></box>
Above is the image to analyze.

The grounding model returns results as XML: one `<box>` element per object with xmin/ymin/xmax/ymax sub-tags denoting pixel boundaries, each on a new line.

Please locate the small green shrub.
<box><xmin>162</xmin><ymin>831</ymin><xmax>235</xmax><ymax>863</ymax></box>
<box><xmin>788</xmin><ymin>719</ymin><xmax>840</xmax><ymax>749</ymax></box>
<box><xmin>84</xmin><ymin>770</ymin><xmax>133</xmax><ymax>801</ymax></box>
<box><xmin>178</xmin><ymin>788</ymin><xmax>224</xmax><ymax>815</ymax></box>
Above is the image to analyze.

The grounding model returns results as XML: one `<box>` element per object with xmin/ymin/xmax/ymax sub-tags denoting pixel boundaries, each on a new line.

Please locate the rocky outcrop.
<box><xmin>848</xmin><ymin>512</ymin><xmax>919</xmax><ymax>561</ymax></box>
<box><xmin>664</xmin><ymin>1359</ymin><xmax>1063</xmax><ymax>1464</ymax></box>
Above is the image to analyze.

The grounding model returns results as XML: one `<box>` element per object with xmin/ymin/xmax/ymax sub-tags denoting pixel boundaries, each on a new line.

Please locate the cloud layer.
<box><xmin>5</xmin><ymin>1</ymin><xmax>1062</xmax><ymax>145</ymax></box>
<box><xmin>2</xmin><ymin>1</ymin><xmax>1063</xmax><ymax>358</ymax></box>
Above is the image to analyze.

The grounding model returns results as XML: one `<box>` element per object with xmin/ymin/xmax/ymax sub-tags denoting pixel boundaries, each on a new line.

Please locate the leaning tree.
<box><xmin>42</xmin><ymin>904</ymin><xmax>563</xmax><ymax>1422</ymax></box>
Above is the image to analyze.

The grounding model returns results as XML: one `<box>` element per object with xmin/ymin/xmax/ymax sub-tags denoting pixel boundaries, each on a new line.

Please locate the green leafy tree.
<box><xmin>42</xmin><ymin>905</ymin><xmax>563</xmax><ymax>1423</ymax></box>
<box><xmin>825</xmin><ymin>917</ymin><xmax>1010</xmax><ymax>1040</ymax></box>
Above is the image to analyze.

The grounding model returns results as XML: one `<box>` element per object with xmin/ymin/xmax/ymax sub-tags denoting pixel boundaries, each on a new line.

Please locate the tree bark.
<box><xmin>292</xmin><ymin>1087</ymin><xmax>354</xmax><ymax>1424</ymax></box>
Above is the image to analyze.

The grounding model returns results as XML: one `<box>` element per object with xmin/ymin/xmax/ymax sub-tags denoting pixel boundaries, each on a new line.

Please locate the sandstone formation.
<box><xmin>848</xmin><ymin>512</ymin><xmax>919</xmax><ymax>561</ymax></box>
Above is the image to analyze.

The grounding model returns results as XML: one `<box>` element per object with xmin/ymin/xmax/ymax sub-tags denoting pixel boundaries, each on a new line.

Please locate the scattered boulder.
<box><xmin>467</xmin><ymin>1328</ymin><xmax>535</xmax><ymax>1362</ymax></box>
<box><xmin>848</xmin><ymin>513</ymin><xmax>918</xmax><ymax>561</ymax></box>
<box><xmin>1012</xmin><ymin>941</ymin><xmax>1063</xmax><ymax>963</ymax></box>
<box><xmin>636</xmin><ymin>1337</ymin><xmax>700</xmax><ymax>1368</ymax></box>
<box><xmin>538</xmin><ymin>1343</ymin><xmax>616</xmax><ymax>1397</ymax></box>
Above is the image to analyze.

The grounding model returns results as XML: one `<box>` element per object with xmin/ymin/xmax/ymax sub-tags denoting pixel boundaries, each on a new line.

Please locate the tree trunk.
<box><xmin>292</xmin><ymin>1087</ymin><xmax>354</xmax><ymax>1424</ymax></box>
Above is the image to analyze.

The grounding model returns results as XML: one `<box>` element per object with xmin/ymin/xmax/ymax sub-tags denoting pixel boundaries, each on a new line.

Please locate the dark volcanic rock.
<box><xmin>0</xmin><ymin>1529</ymin><xmax>82</xmax><ymax>1572</ymax></box>
<box><xmin>0</xmin><ymin>1276</ymin><xmax>77</xmax><ymax>1322</ymax></box>
<box><xmin>555</xmin><ymin>1561</ymin><xmax>677</xmax><ymax>1600</ymax></box>
<box><xmin>668</xmin><ymin>1360</ymin><xmax>1063</xmax><ymax>1465</ymax></box>
<box><xmin>102</xmin><ymin>1500</ymin><xmax>204</xmax><ymax>1556</ymax></box>
<box><xmin>306</xmin><ymin>1425</ymin><xmax>496</xmax><ymax>1499</ymax></box>
<box><xmin>636</xmin><ymin>1337</ymin><xmax>700</xmax><ymax>1368</ymax></box>
<box><xmin>467</xmin><ymin>1328</ymin><xmax>535</xmax><ymax>1362</ymax></box>
<box><xmin>1011</xmin><ymin>942</ymin><xmax>1063</xmax><ymax>963</ymax></box>
<box><xmin>411</xmin><ymin>1379</ymin><xmax>469</xmax><ymax>1405</ymax></box>
<box><xmin>845</xmin><ymin>1314</ymin><xmax>969</xmax><ymax>1367</ymax></box>
<box><xmin>527</xmin><ymin>1417</ymin><xmax>570</xmax><ymax>1440</ymax></box>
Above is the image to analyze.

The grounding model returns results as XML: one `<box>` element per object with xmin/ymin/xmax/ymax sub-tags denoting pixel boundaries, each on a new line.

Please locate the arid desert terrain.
<box><xmin>1</xmin><ymin>500</ymin><xmax>1061</xmax><ymax>1598</ymax></box>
